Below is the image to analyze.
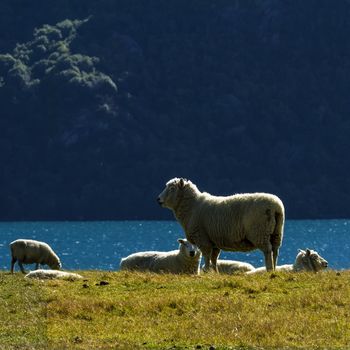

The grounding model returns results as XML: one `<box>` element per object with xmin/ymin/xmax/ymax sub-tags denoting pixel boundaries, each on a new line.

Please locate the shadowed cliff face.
<box><xmin>1</xmin><ymin>0</ymin><xmax>350</xmax><ymax>220</ymax></box>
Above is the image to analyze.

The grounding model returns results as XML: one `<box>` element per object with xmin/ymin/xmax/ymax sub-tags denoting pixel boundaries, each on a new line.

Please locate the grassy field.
<box><xmin>0</xmin><ymin>270</ymin><xmax>349</xmax><ymax>350</ymax></box>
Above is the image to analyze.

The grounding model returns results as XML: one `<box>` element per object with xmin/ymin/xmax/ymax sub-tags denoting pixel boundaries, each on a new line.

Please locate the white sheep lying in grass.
<box><xmin>202</xmin><ymin>260</ymin><xmax>255</xmax><ymax>274</ymax></box>
<box><xmin>120</xmin><ymin>238</ymin><xmax>201</xmax><ymax>274</ymax></box>
<box><xmin>247</xmin><ymin>249</ymin><xmax>328</xmax><ymax>274</ymax></box>
<box><xmin>25</xmin><ymin>269</ymin><xmax>83</xmax><ymax>280</ymax></box>
<box><xmin>10</xmin><ymin>239</ymin><xmax>61</xmax><ymax>273</ymax></box>
<box><xmin>157</xmin><ymin>178</ymin><xmax>285</xmax><ymax>272</ymax></box>
<box><xmin>216</xmin><ymin>259</ymin><xmax>255</xmax><ymax>274</ymax></box>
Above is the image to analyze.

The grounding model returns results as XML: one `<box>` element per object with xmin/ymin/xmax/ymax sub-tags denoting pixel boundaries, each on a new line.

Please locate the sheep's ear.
<box><xmin>178</xmin><ymin>238</ymin><xmax>185</xmax><ymax>244</ymax></box>
<box><xmin>179</xmin><ymin>178</ymin><xmax>185</xmax><ymax>188</ymax></box>
<box><xmin>306</xmin><ymin>249</ymin><xmax>311</xmax><ymax>256</ymax></box>
<box><xmin>298</xmin><ymin>249</ymin><xmax>305</xmax><ymax>254</ymax></box>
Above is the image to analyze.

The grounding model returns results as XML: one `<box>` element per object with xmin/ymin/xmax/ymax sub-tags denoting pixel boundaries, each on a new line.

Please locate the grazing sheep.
<box><xmin>25</xmin><ymin>269</ymin><xmax>83</xmax><ymax>280</ymax></box>
<box><xmin>120</xmin><ymin>238</ymin><xmax>201</xmax><ymax>274</ymax></box>
<box><xmin>157</xmin><ymin>178</ymin><xmax>285</xmax><ymax>272</ymax></box>
<box><xmin>247</xmin><ymin>248</ymin><xmax>328</xmax><ymax>274</ymax></box>
<box><xmin>10</xmin><ymin>239</ymin><xmax>61</xmax><ymax>273</ymax></box>
<box><xmin>202</xmin><ymin>259</ymin><xmax>255</xmax><ymax>274</ymax></box>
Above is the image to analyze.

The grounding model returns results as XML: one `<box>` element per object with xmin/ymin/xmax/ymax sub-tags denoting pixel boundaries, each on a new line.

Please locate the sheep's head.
<box><xmin>51</xmin><ymin>258</ymin><xmax>62</xmax><ymax>270</ymax></box>
<box><xmin>298</xmin><ymin>248</ymin><xmax>328</xmax><ymax>272</ymax></box>
<box><xmin>178</xmin><ymin>238</ymin><xmax>201</xmax><ymax>260</ymax></box>
<box><xmin>157</xmin><ymin>178</ymin><xmax>189</xmax><ymax>209</ymax></box>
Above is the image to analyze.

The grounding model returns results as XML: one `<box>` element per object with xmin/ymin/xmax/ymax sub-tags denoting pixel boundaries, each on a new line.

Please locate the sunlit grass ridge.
<box><xmin>0</xmin><ymin>270</ymin><xmax>349</xmax><ymax>349</ymax></box>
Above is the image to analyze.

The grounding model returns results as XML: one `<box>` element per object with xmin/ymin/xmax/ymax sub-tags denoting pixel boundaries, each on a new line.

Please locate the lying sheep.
<box><xmin>247</xmin><ymin>248</ymin><xmax>328</xmax><ymax>274</ymax></box>
<box><xmin>10</xmin><ymin>239</ymin><xmax>61</xmax><ymax>273</ymax></box>
<box><xmin>25</xmin><ymin>269</ymin><xmax>83</xmax><ymax>280</ymax></box>
<box><xmin>213</xmin><ymin>259</ymin><xmax>255</xmax><ymax>274</ymax></box>
<box><xmin>157</xmin><ymin>178</ymin><xmax>285</xmax><ymax>272</ymax></box>
<box><xmin>120</xmin><ymin>238</ymin><xmax>201</xmax><ymax>274</ymax></box>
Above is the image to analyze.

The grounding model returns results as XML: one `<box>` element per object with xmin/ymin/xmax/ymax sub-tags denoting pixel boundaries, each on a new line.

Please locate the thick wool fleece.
<box><xmin>158</xmin><ymin>178</ymin><xmax>285</xmax><ymax>271</ymax></box>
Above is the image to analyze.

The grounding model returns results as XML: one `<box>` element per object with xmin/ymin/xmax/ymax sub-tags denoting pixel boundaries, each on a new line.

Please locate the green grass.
<box><xmin>0</xmin><ymin>270</ymin><xmax>349</xmax><ymax>349</ymax></box>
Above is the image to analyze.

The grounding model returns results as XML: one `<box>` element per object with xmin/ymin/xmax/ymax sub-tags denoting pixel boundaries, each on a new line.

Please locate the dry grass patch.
<box><xmin>0</xmin><ymin>270</ymin><xmax>349</xmax><ymax>349</ymax></box>
<box><xmin>0</xmin><ymin>273</ymin><xmax>48</xmax><ymax>349</ymax></box>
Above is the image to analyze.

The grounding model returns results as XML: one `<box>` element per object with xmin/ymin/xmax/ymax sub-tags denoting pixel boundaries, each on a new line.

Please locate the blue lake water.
<box><xmin>0</xmin><ymin>220</ymin><xmax>349</xmax><ymax>271</ymax></box>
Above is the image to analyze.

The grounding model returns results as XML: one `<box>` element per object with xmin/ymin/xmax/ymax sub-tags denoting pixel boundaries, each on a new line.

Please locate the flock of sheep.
<box><xmin>9</xmin><ymin>178</ymin><xmax>329</xmax><ymax>279</ymax></box>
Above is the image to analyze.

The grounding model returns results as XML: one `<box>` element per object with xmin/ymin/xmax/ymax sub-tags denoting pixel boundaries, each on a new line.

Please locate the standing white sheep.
<box><xmin>157</xmin><ymin>178</ymin><xmax>285</xmax><ymax>272</ymax></box>
<box><xmin>247</xmin><ymin>248</ymin><xmax>328</xmax><ymax>274</ymax></box>
<box><xmin>10</xmin><ymin>239</ymin><xmax>61</xmax><ymax>273</ymax></box>
<box><xmin>120</xmin><ymin>238</ymin><xmax>201</xmax><ymax>274</ymax></box>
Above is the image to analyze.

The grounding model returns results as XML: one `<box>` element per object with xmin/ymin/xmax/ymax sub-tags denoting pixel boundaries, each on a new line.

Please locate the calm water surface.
<box><xmin>0</xmin><ymin>220</ymin><xmax>349</xmax><ymax>271</ymax></box>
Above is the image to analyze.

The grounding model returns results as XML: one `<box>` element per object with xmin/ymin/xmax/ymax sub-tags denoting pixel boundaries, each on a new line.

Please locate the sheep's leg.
<box><xmin>200</xmin><ymin>245</ymin><xmax>214</xmax><ymax>272</ymax></box>
<box><xmin>270</xmin><ymin>232</ymin><xmax>281</xmax><ymax>270</ymax></box>
<box><xmin>10</xmin><ymin>257</ymin><xmax>16</xmax><ymax>274</ymax></box>
<box><xmin>210</xmin><ymin>248</ymin><xmax>221</xmax><ymax>272</ymax></box>
<box><xmin>265</xmin><ymin>251</ymin><xmax>273</xmax><ymax>271</ymax></box>
<box><xmin>18</xmin><ymin>262</ymin><xmax>26</xmax><ymax>274</ymax></box>
<box><xmin>262</xmin><ymin>246</ymin><xmax>274</xmax><ymax>272</ymax></box>
<box><xmin>272</xmin><ymin>246</ymin><xmax>279</xmax><ymax>270</ymax></box>
<box><xmin>203</xmin><ymin>255</ymin><xmax>211</xmax><ymax>272</ymax></box>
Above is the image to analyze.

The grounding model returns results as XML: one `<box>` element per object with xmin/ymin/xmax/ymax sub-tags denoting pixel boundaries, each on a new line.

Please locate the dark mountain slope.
<box><xmin>1</xmin><ymin>0</ymin><xmax>349</xmax><ymax>220</ymax></box>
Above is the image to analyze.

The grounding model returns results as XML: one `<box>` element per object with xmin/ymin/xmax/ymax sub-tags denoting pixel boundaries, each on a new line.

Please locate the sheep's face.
<box><xmin>300</xmin><ymin>249</ymin><xmax>328</xmax><ymax>272</ymax></box>
<box><xmin>157</xmin><ymin>178</ymin><xmax>186</xmax><ymax>209</ymax></box>
<box><xmin>178</xmin><ymin>238</ymin><xmax>201</xmax><ymax>259</ymax></box>
<box><xmin>51</xmin><ymin>259</ymin><xmax>62</xmax><ymax>270</ymax></box>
